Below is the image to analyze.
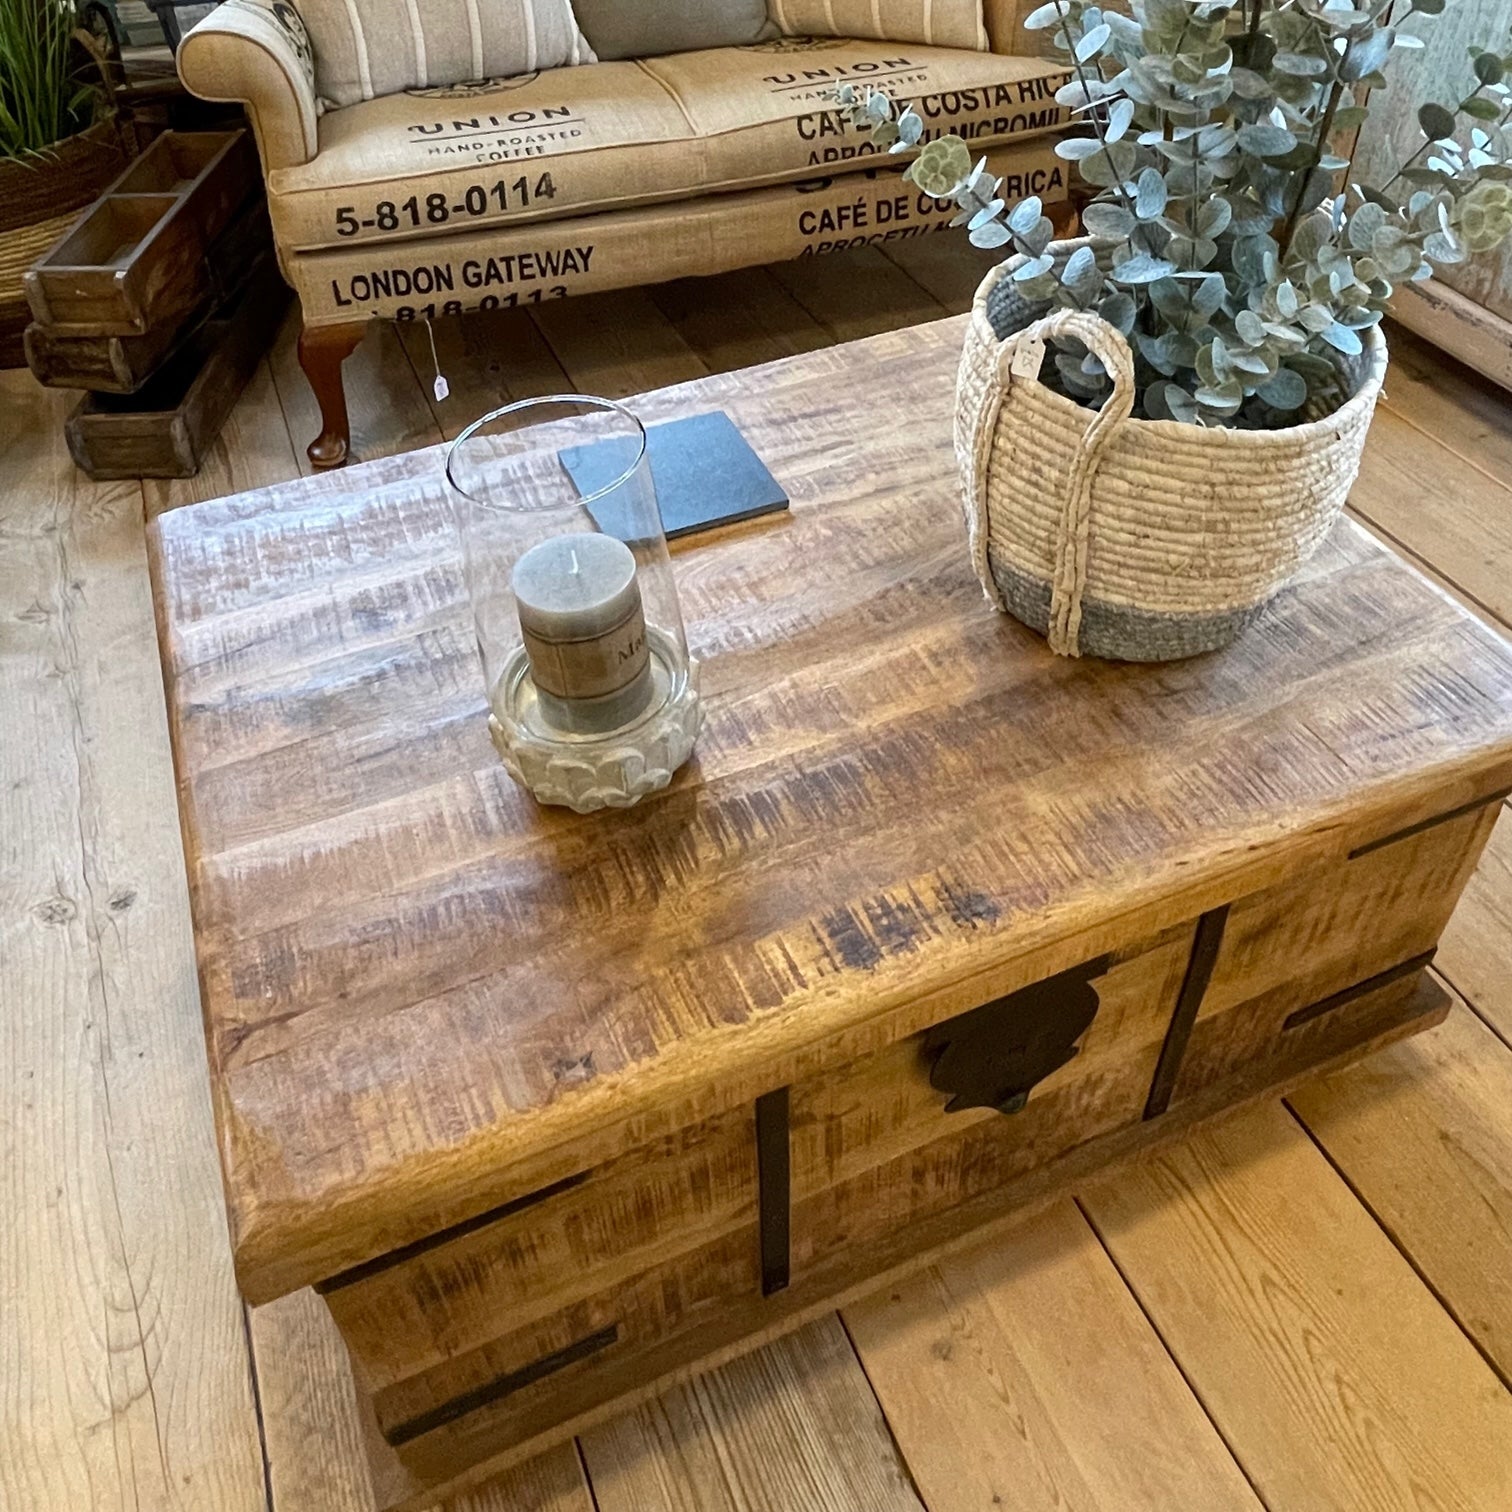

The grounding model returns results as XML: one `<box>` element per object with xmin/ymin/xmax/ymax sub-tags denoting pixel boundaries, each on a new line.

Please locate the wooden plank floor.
<box><xmin>4</xmin><ymin>239</ymin><xmax>1512</xmax><ymax>1512</ymax></box>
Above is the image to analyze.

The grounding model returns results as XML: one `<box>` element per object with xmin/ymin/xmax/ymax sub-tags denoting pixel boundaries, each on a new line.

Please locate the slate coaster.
<box><xmin>559</xmin><ymin>410</ymin><xmax>788</xmax><ymax>542</ymax></box>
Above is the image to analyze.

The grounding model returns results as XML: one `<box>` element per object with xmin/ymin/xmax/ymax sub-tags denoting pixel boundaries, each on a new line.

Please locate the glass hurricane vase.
<box><xmin>446</xmin><ymin>395</ymin><xmax>701</xmax><ymax>813</ymax></box>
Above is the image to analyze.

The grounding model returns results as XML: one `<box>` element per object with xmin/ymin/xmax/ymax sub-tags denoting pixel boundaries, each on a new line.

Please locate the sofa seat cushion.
<box><xmin>266</xmin><ymin>38</ymin><xmax>1068</xmax><ymax>253</ymax></box>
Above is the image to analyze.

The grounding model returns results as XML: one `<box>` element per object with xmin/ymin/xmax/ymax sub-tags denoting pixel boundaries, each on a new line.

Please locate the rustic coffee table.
<box><xmin>149</xmin><ymin>319</ymin><xmax>1512</xmax><ymax>1511</ymax></box>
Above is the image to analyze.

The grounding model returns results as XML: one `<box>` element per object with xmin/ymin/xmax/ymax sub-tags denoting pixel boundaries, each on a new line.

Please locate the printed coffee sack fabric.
<box><xmin>296</xmin><ymin>0</ymin><xmax>596</xmax><ymax>108</ymax></box>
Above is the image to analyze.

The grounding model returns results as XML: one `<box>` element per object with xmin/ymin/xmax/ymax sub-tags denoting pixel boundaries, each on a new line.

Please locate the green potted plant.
<box><xmin>838</xmin><ymin>0</ymin><xmax>1512</xmax><ymax>660</ymax></box>
<box><xmin>0</xmin><ymin>0</ymin><xmax>125</xmax><ymax>366</ymax></box>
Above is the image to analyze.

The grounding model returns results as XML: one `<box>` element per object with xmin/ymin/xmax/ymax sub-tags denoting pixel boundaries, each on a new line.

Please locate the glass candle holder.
<box><xmin>446</xmin><ymin>395</ymin><xmax>701</xmax><ymax>814</ymax></box>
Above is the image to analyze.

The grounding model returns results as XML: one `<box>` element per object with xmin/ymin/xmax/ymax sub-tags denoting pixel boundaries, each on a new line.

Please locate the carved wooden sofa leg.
<box><xmin>297</xmin><ymin>320</ymin><xmax>366</xmax><ymax>470</ymax></box>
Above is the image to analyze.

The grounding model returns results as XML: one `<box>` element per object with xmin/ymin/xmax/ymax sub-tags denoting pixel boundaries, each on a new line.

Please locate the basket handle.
<box><xmin>967</xmin><ymin>303</ymin><xmax>1137</xmax><ymax>656</ymax></box>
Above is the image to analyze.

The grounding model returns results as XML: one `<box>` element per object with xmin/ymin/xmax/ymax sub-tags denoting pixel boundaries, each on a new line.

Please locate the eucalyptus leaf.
<box><xmin>1135</xmin><ymin>166</ymin><xmax>1168</xmax><ymax>219</ymax></box>
<box><xmin>1258</xmin><ymin>367</ymin><xmax>1307</xmax><ymax>410</ymax></box>
<box><xmin>1082</xmin><ymin>201</ymin><xmax>1136</xmax><ymax>238</ymax></box>
<box><xmin>1007</xmin><ymin>196</ymin><xmax>1044</xmax><ymax>236</ymax></box>
<box><xmin>1473</xmin><ymin>53</ymin><xmax>1505</xmax><ymax>87</ymax></box>
<box><xmin>1062</xmin><ymin>244</ymin><xmax>1101</xmax><ymax>294</ymax></box>
<box><xmin>1237</xmin><ymin>122</ymin><xmax>1298</xmax><ymax>157</ymax></box>
<box><xmin>1011</xmin><ymin>253</ymin><xmax>1056</xmax><ymax>280</ymax></box>
<box><xmin>1419</xmin><ymin>102</ymin><xmax>1456</xmax><ymax>141</ymax></box>
<box><xmin>1076</xmin><ymin>22</ymin><xmax>1111</xmax><ymax>62</ymax></box>
<box><xmin>1022</xmin><ymin>1</ymin><xmax>1064</xmax><ymax>29</ymax></box>
<box><xmin>1105</xmin><ymin>97</ymin><xmax>1136</xmax><ymax>145</ymax></box>
<box><xmin>1272</xmin><ymin>52</ymin><xmax>1327</xmax><ymax>77</ymax></box>
<box><xmin>1317</xmin><ymin>321</ymin><xmax>1363</xmax><ymax>355</ymax></box>
<box><xmin>1111</xmin><ymin>252</ymin><xmax>1179</xmax><ymax>284</ymax></box>
<box><xmin>970</xmin><ymin>221</ymin><xmax>1014</xmax><ymax>249</ymax></box>
<box><xmin>834</xmin><ymin>0</ymin><xmax>1512</xmax><ymax>432</ymax></box>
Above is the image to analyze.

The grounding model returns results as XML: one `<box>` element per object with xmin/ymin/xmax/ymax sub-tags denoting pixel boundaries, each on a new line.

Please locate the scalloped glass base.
<box><xmin>488</xmin><ymin>633</ymin><xmax>701</xmax><ymax>813</ymax></box>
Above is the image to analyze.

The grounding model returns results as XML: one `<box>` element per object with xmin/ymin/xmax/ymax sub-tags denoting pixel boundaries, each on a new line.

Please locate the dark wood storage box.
<box><xmin>25</xmin><ymin>129</ymin><xmax>255</xmax><ymax>336</ymax></box>
<box><xmin>64</xmin><ymin>258</ymin><xmax>284</xmax><ymax>478</ymax></box>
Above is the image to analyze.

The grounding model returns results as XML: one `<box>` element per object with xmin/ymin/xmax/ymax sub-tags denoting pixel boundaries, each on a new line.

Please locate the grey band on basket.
<box><xmin>990</xmin><ymin>560</ymin><xmax>1272</xmax><ymax>663</ymax></box>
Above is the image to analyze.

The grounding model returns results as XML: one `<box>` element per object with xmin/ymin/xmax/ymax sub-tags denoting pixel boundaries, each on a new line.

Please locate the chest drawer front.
<box><xmin>322</xmin><ymin>1099</ymin><xmax>758</xmax><ymax>1395</ymax></box>
<box><xmin>351</xmin><ymin>925</ymin><xmax>1193</xmax><ymax>1482</ymax></box>
<box><xmin>787</xmin><ymin>927</ymin><xmax>1193</xmax><ymax>1274</ymax></box>
<box><xmin>1170</xmin><ymin>803</ymin><xmax>1497</xmax><ymax>1105</ymax></box>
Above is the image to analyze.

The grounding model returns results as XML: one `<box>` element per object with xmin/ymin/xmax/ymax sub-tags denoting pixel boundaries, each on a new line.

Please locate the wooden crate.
<box><xmin>64</xmin><ymin>259</ymin><xmax>285</xmax><ymax>478</ymax></box>
<box><xmin>143</xmin><ymin>319</ymin><xmax>1512</xmax><ymax>1512</ymax></box>
<box><xmin>26</xmin><ymin>197</ymin><xmax>272</xmax><ymax>393</ymax></box>
<box><xmin>24</xmin><ymin>129</ymin><xmax>253</xmax><ymax>336</ymax></box>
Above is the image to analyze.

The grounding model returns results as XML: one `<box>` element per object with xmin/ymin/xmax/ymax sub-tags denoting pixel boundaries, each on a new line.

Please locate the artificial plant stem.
<box><xmin>1380</xmin><ymin>83</ymin><xmax>1493</xmax><ymax>196</ymax></box>
<box><xmin>1050</xmin><ymin>0</ymin><xmax>1137</xmax><ymax>217</ymax></box>
<box><xmin>1278</xmin><ymin>75</ymin><xmax>1346</xmax><ymax>259</ymax></box>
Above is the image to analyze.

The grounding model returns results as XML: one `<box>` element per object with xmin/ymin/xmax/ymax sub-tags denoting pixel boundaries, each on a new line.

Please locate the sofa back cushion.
<box><xmin>296</xmin><ymin>0</ymin><xmax>595</xmax><ymax>108</ymax></box>
<box><xmin>768</xmin><ymin>0</ymin><xmax>987</xmax><ymax>51</ymax></box>
<box><xmin>574</xmin><ymin>0</ymin><xmax>776</xmax><ymax>61</ymax></box>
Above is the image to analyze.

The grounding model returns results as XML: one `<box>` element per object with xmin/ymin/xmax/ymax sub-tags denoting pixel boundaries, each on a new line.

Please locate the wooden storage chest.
<box><xmin>145</xmin><ymin>320</ymin><xmax>1512</xmax><ymax>1511</ymax></box>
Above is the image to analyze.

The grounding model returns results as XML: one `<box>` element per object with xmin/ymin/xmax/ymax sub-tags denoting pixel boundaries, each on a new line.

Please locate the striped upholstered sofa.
<box><xmin>178</xmin><ymin>0</ymin><xmax>1069</xmax><ymax>466</ymax></box>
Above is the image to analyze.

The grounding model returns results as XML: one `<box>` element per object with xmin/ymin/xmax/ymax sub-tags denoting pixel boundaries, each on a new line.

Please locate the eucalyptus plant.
<box><xmin>835</xmin><ymin>0</ymin><xmax>1512</xmax><ymax>427</ymax></box>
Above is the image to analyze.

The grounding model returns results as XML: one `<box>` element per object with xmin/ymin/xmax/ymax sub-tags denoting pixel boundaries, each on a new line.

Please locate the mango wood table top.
<box><xmin>147</xmin><ymin>316</ymin><xmax>1512</xmax><ymax>1303</ymax></box>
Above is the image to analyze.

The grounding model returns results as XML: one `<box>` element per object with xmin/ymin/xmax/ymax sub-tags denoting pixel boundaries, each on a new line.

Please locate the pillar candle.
<box><xmin>511</xmin><ymin>532</ymin><xmax>653</xmax><ymax>733</ymax></box>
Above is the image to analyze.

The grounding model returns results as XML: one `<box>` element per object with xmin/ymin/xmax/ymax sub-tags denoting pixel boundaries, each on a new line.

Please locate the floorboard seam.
<box><xmin>1430</xmin><ymin>962</ymin><xmax>1512</xmax><ymax>1056</ymax></box>
<box><xmin>834</xmin><ymin>1309</ymin><xmax>933</xmax><ymax>1511</ymax></box>
<box><xmin>571</xmin><ymin>1435</ymin><xmax>603</xmax><ymax>1512</ymax></box>
<box><xmin>1378</xmin><ymin>395</ymin><xmax>1512</xmax><ymax>504</ymax></box>
<box><xmin>239</xmin><ymin>1304</ymin><xmax>277</xmax><ymax>1512</ymax></box>
<box><xmin>1279</xmin><ymin>1100</ymin><xmax>1512</xmax><ymax>1395</ymax></box>
<box><xmin>1343</xmin><ymin>506</ymin><xmax>1509</xmax><ymax>630</ymax></box>
<box><xmin>1071</xmin><ymin>1195</ymin><xmax>1276</xmax><ymax>1511</ymax></box>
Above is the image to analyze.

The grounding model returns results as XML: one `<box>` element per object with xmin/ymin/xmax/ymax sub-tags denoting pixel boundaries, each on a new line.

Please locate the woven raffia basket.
<box><xmin>955</xmin><ymin>243</ymin><xmax>1389</xmax><ymax>661</ymax></box>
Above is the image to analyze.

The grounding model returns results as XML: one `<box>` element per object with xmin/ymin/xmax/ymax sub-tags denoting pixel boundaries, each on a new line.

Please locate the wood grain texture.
<box><xmin>879</xmin><ymin>236</ymin><xmax>1003</xmax><ymax>313</ymax></box>
<box><xmin>1438</xmin><ymin>807</ymin><xmax>1512</xmax><ymax>1044</ymax></box>
<box><xmin>1173</xmin><ymin>804</ymin><xmax>1498</xmax><ymax>1101</ymax></box>
<box><xmin>842</xmin><ymin>1200</ymin><xmax>1263</xmax><ymax>1512</ymax></box>
<box><xmin>1379</xmin><ymin>322</ymin><xmax>1512</xmax><ymax>483</ymax></box>
<box><xmin>0</xmin><ymin>371</ymin><xmax>265</xmax><ymax>1512</ymax></box>
<box><xmin>1389</xmin><ymin>280</ymin><xmax>1512</xmax><ymax>393</ymax></box>
<box><xmin>578</xmin><ymin>1317</ymin><xmax>924</xmax><ymax>1512</ymax></box>
<box><xmin>353</xmin><ymin>974</ymin><xmax>1447</xmax><ymax>1511</ymax></box>
<box><xmin>766</xmin><ymin>247</ymin><xmax>949</xmax><ymax>340</ymax></box>
<box><xmin>1289</xmin><ymin>992</ymin><xmax>1512</xmax><ymax>1383</ymax></box>
<box><xmin>648</xmin><ymin>270</ymin><xmax>832</xmax><ymax>373</ymax></box>
<box><xmin>269</xmin><ymin>304</ymin><xmax>442</xmax><ymax>473</ymax></box>
<box><xmin>1080</xmin><ymin>1098</ymin><xmax>1512</xmax><ymax>1512</ymax></box>
<box><xmin>249</xmin><ymin>1285</ymin><xmax>595</xmax><ymax>1512</ymax></box>
<box><xmin>143</xmin><ymin>351</ymin><xmax>304</xmax><ymax>515</ymax></box>
<box><xmin>325</xmin><ymin>931</ymin><xmax>1186</xmax><ymax>1450</ymax></box>
<box><xmin>393</xmin><ymin>306</ymin><xmax>572</xmax><ymax>443</ymax></box>
<box><xmin>145</xmin><ymin>316</ymin><xmax>1512</xmax><ymax>1301</ymax></box>
<box><xmin>1348</xmin><ymin>400</ymin><xmax>1512</xmax><ymax>624</ymax></box>
<box><xmin>528</xmin><ymin>288</ymin><xmax>709</xmax><ymax>398</ymax></box>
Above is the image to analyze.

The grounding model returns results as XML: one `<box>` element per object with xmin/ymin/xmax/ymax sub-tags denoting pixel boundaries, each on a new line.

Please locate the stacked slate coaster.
<box><xmin>24</xmin><ymin>128</ymin><xmax>285</xmax><ymax>479</ymax></box>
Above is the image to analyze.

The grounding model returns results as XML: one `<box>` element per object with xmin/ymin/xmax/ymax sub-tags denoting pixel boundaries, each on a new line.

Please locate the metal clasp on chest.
<box><xmin>923</xmin><ymin>957</ymin><xmax>1109</xmax><ymax>1115</ymax></box>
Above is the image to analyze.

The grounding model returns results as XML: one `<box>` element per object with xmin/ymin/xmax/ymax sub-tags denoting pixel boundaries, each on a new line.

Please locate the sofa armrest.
<box><xmin>178</xmin><ymin>0</ymin><xmax>319</xmax><ymax>171</ymax></box>
<box><xmin>983</xmin><ymin>0</ymin><xmax>1037</xmax><ymax>56</ymax></box>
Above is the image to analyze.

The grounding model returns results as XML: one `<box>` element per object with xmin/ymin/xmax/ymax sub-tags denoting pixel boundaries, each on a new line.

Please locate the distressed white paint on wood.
<box><xmin>0</xmin><ymin>371</ymin><xmax>265</xmax><ymax>1511</ymax></box>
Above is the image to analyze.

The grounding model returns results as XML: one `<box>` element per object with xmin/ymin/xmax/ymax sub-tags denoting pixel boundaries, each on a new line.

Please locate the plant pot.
<box><xmin>0</xmin><ymin>120</ymin><xmax>128</xmax><ymax>368</ymax></box>
<box><xmin>955</xmin><ymin>242</ymin><xmax>1389</xmax><ymax>662</ymax></box>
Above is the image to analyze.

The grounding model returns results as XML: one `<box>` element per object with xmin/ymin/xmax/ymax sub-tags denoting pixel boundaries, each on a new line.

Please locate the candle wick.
<box><xmin>570</xmin><ymin>548</ymin><xmax>580</xmax><ymax>577</ymax></box>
